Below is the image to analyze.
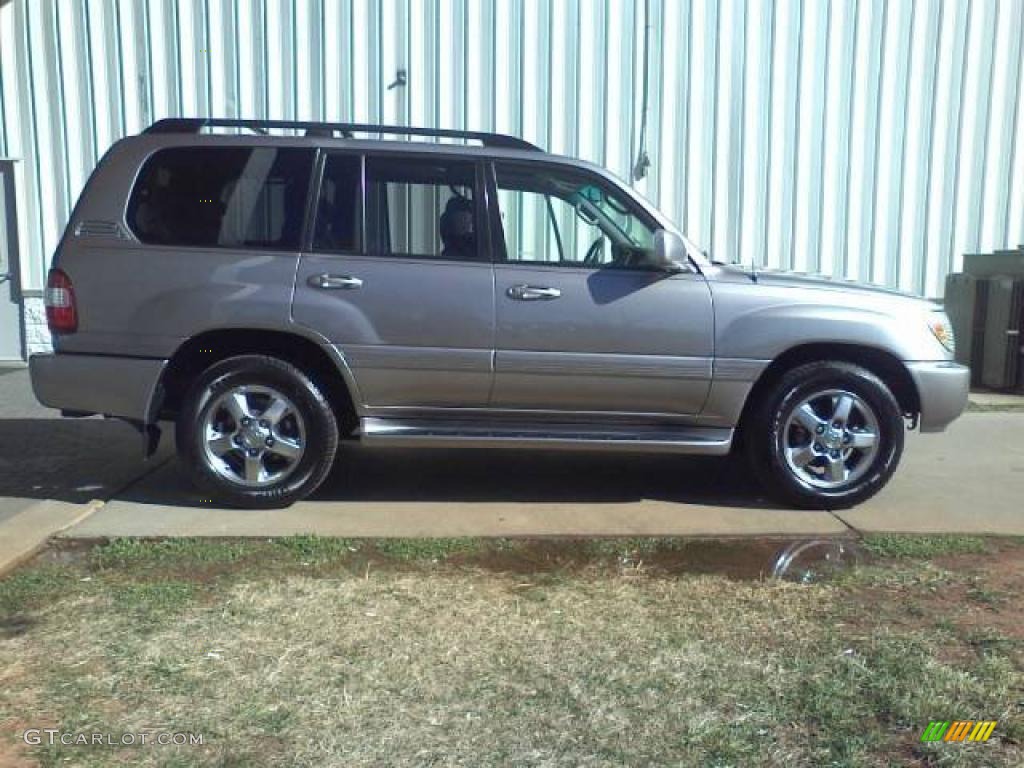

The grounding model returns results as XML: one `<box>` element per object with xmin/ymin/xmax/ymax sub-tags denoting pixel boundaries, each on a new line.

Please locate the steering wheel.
<box><xmin>583</xmin><ymin>236</ymin><xmax>606</xmax><ymax>266</ymax></box>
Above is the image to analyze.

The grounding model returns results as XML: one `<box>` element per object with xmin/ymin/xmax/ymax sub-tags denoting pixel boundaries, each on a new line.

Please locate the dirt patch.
<box><xmin>0</xmin><ymin>734</ymin><xmax>35</xmax><ymax>768</ymax></box>
<box><xmin>939</xmin><ymin>547</ymin><xmax>1024</xmax><ymax>652</ymax></box>
<box><xmin>840</xmin><ymin>543</ymin><xmax>1024</xmax><ymax>671</ymax></box>
<box><xmin>0</xmin><ymin>715</ymin><xmax>56</xmax><ymax>768</ymax></box>
<box><xmin>31</xmin><ymin>538</ymin><xmax>95</xmax><ymax>567</ymax></box>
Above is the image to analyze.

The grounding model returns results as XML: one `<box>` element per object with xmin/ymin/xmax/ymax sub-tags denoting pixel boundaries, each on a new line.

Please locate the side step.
<box><xmin>360</xmin><ymin>417</ymin><xmax>733</xmax><ymax>455</ymax></box>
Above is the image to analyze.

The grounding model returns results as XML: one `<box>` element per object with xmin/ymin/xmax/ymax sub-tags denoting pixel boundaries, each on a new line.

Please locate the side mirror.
<box><xmin>653</xmin><ymin>229</ymin><xmax>687</xmax><ymax>272</ymax></box>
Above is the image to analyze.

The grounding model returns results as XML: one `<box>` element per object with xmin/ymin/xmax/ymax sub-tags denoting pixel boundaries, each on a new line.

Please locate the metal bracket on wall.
<box><xmin>386</xmin><ymin>69</ymin><xmax>408</xmax><ymax>90</ymax></box>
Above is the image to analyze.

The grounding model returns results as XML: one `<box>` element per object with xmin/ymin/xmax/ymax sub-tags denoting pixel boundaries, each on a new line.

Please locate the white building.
<box><xmin>2</xmin><ymin>0</ymin><xmax>1023</xmax><ymax>361</ymax></box>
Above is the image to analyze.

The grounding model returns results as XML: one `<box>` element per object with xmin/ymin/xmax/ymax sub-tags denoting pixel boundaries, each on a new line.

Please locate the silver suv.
<box><xmin>30</xmin><ymin>118</ymin><xmax>969</xmax><ymax>509</ymax></box>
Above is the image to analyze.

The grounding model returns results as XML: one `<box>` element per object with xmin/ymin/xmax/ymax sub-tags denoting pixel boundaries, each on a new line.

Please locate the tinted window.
<box><xmin>365</xmin><ymin>156</ymin><xmax>481</xmax><ymax>260</ymax></box>
<box><xmin>495</xmin><ymin>163</ymin><xmax>656</xmax><ymax>268</ymax></box>
<box><xmin>128</xmin><ymin>147</ymin><xmax>314</xmax><ymax>249</ymax></box>
<box><xmin>312</xmin><ymin>154</ymin><xmax>361</xmax><ymax>252</ymax></box>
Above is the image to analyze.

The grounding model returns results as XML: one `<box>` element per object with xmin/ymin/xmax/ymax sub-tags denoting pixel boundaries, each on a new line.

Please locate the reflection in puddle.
<box><xmin>771</xmin><ymin>539</ymin><xmax>862</xmax><ymax>583</ymax></box>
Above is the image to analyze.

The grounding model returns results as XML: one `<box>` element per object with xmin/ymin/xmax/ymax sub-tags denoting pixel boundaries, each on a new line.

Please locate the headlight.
<box><xmin>927</xmin><ymin>311</ymin><xmax>955</xmax><ymax>354</ymax></box>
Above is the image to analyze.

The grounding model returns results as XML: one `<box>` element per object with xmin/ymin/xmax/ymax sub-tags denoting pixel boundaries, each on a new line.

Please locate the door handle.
<box><xmin>308</xmin><ymin>273</ymin><xmax>363</xmax><ymax>290</ymax></box>
<box><xmin>507</xmin><ymin>284</ymin><xmax>561</xmax><ymax>301</ymax></box>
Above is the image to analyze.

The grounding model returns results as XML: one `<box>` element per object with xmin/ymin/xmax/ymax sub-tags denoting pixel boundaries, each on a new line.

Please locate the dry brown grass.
<box><xmin>1</xmin><ymin>537</ymin><xmax>1022</xmax><ymax>767</ymax></box>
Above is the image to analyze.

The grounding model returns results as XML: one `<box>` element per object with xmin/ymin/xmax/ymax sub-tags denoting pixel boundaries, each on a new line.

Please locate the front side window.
<box><xmin>128</xmin><ymin>147</ymin><xmax>314</xmax><ymax>250</ymax></box>
<box><xmin>494</xmin><ymin>163</ymin><xmax>656</xmax><ymax>268</ymax></box>
<box><xmin>365</xmin><ymin>156</ymin><xmax>481</xmax><ymax>260</ymax></box>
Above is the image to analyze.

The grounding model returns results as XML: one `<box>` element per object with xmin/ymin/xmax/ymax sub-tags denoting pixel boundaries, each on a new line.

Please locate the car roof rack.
<box><xmin>144</xmin><ymin>118</ymin><xmax>542</xmax><ymax>151</ymax></box>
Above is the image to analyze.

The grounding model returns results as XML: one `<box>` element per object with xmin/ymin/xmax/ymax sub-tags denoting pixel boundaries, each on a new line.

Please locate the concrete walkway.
<box><xmin>63</xmin><ymin>411</ymin><xmax>1024</xmax><ymax>539</ymax></box>
<box><xmin>0</xmin><ymin>366</ymin><xmax>1021</xmax><ymax>567</ymax></box>
<box><xmin>0</xmin><ymin>367</ymin><xmax>173</xmax><ymax>574</ymax></box>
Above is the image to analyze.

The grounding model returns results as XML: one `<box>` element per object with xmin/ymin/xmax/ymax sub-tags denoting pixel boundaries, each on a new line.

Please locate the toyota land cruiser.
<box><xmin>30</xmin><ymin>118</ymin><xmax>969</xmax><ymax>509</ymax></box>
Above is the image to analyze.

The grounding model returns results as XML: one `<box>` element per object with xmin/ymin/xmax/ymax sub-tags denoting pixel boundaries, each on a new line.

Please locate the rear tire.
<box><xmin>176</xmin><ymin>355</ymin><xmax>339</xmax><ymax>508</ymax></box>
<box><xmin>744</xmin><ymin>361</ymin><xmax>904</xmax><ymax>509</ymax></box>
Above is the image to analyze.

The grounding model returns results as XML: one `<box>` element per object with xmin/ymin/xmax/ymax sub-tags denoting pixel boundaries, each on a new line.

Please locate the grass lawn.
<box><xmin>1</xmin><ymin>535</ymin><xmax>1022</xmax><ymax>767</ymax></box>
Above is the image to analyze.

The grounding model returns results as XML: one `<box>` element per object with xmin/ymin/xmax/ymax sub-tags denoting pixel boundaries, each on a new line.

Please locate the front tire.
<box><xmin>745</xmin><ymin>361</ymin><xmax>905</xmax><ymax>509</ymax></box>
<box><xmin>176</xmin><ymin>355</ymin><xmax>339</xmax><ymax>508</ymax></box>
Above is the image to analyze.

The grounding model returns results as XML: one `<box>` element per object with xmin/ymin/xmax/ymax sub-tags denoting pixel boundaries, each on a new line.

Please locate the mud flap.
<box><xmin>144</xmin><ymin>423</ymin><xmax>163</xmax><ymax>458</ymax></box>
<box><xmin>124</xmin><ymin>419</ymin><xmax>163</xmax><ymax>458</ymax></box>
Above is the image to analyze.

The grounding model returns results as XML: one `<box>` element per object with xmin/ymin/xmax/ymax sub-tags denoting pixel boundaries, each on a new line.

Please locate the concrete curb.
<box><xmin>60</xmin><ymin>494</ymin><xmax>854</xmax><ymax>539</ymax></box>
<box><xmin>0</xmin><ymin>499</ymin><xmax>104</xmax><ymax>578</ymax></box>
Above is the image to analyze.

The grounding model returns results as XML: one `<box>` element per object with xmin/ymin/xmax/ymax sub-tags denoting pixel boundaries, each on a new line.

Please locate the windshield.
<box><xmin>571</xmin><ymin>183</ymin><xmax>652</xmax><ymax>249</ymax></box>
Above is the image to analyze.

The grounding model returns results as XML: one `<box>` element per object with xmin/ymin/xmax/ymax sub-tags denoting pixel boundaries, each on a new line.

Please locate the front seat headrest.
<box><xmin>439</xmin><ymin>195</ymin><xmax>475</xmax><ymax>257</ymax></box>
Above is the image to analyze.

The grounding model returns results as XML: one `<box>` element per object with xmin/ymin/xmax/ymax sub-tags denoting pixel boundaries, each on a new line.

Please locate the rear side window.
<box><xmin>365</xmin><ymin>156</ymin><xmax>482</xmax><ymax>260</ymax></box>
<box><xmin>127</xmin><ymin>147</ymin><xmax>314</xmax><ymax>250</ymax></box>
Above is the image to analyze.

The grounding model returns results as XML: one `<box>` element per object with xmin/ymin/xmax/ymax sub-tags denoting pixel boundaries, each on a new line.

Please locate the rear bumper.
<box><xmin>907</xmin><ymin>361</ymin><xmax>970</xmax><ymax>433</ymax></box>
<box><xmin>30</xmin><ymin>353</ymin><xmax>167</xmax><ymax>423</ymax></box>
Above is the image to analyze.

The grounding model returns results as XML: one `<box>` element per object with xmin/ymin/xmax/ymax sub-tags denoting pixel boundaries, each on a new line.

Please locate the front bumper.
<box><xmin>30</xmin><ymin>353</ymin><xmax>167</xmax><ymax>423</ymax></box>
<box><xmin>906</xmin><ymin>361</ymin><xmax>970</xmax><ymax>433</ymax></box>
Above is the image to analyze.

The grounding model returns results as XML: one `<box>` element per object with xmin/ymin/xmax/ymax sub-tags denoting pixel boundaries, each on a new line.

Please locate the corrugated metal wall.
<box><xmin>2</xmin><ymin>0</ymin><xmax>1024</xmax><ymax>300</ymax></box>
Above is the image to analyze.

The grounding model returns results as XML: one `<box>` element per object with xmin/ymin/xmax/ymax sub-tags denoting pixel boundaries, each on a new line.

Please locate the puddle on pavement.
<box><xmin>35</xmin><ymin>536</ymin><xmax>864</xmax><ymax>583</ymax></box>
<box><xmin>449</xmin><ymin>537</ymin><xmax>864</xmax><ymax>582</ymax></box>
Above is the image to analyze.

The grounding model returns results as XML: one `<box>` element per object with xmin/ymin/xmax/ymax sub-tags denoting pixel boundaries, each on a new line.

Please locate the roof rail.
<box><xmin>144</xmin><ymin>118</ymin><xmax>542</xmax><ymax>151</ymax></box>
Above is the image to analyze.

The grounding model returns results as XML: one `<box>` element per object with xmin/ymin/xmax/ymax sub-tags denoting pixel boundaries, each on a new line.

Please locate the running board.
<box><xmin>360</xmin><ymin>418</ymin><xmax>733</xmax><ymax>455</ymax></box>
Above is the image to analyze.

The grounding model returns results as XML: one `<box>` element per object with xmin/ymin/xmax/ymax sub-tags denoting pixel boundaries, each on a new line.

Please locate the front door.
<box><xmin>292</xmin><ymin>152</ymin><xmax>494</xmax><ymax>410</ymax></box>
<box><xmin>489</xmin><ymin>161</ymin><xmax>713</xmax><ymax>416</ymax></box>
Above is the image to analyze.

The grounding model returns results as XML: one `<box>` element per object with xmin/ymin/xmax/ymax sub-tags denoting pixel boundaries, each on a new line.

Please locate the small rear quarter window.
<box><xmin>127</xmin><ymin>146</ymin><xmax>314</xmax><ymax>250</ymax></box>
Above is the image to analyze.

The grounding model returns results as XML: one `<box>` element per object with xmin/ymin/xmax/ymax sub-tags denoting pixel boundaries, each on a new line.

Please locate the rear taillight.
<box><xmin>45</xmin><ymin>268</ymin><xmax>78</xmax><ymax>333</ymax></box>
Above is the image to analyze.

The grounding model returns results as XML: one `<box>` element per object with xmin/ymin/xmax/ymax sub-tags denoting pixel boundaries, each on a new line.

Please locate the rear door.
<box><xmin>489</xmin><ymin>161</ymin><xmax>714</xmax><ymax>415</ymax></box>
<box><xmin>291</xmin><ymin>152</ymin><xmax>494</xmax><ymax>410</ymax></box>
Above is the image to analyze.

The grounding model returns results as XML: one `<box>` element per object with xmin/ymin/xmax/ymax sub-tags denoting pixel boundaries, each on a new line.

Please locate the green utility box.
<box><xmin>963</xmin><ymin>249</ymin><xmax>1024</xmax><ymax>278</ymax></box>
<box><xmin>981</xmin><ymin>276</ymin><xmax>1023</xmax><ymax>390</ymax></box>
<box><xmin>945</xmin><ymin>246</ymin><xmax>1024</xmax><ymax>391</ymax></box>
<box><xmin>944</xmin><ymin>273</ymin><xmax>988</xmax><ymax>383</ymax></box>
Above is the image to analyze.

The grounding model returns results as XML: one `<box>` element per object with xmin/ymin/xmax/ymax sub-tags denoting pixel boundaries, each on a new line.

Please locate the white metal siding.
<box><xmin>2</xmin><ymin>0</ymin><xmax>1023</xmax><ymax>299</ymax></box>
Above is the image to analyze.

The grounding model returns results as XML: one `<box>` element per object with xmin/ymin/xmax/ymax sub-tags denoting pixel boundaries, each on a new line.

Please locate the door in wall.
<box><xmin>0</xmin><ymin>161</ymin><xmax>24</xmax><ymax>361</ymax></box>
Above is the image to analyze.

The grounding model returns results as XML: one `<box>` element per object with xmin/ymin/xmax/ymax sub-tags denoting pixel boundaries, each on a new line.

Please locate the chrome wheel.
<box><xmin>780</xmin><ymin>388</ymin><xmax>880</xmax><ymax>490</ymax></box>
<box><xmin>201</xmin><ymin>385</ymin><xmax>306</xmax><ymax>487</ymax></box>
